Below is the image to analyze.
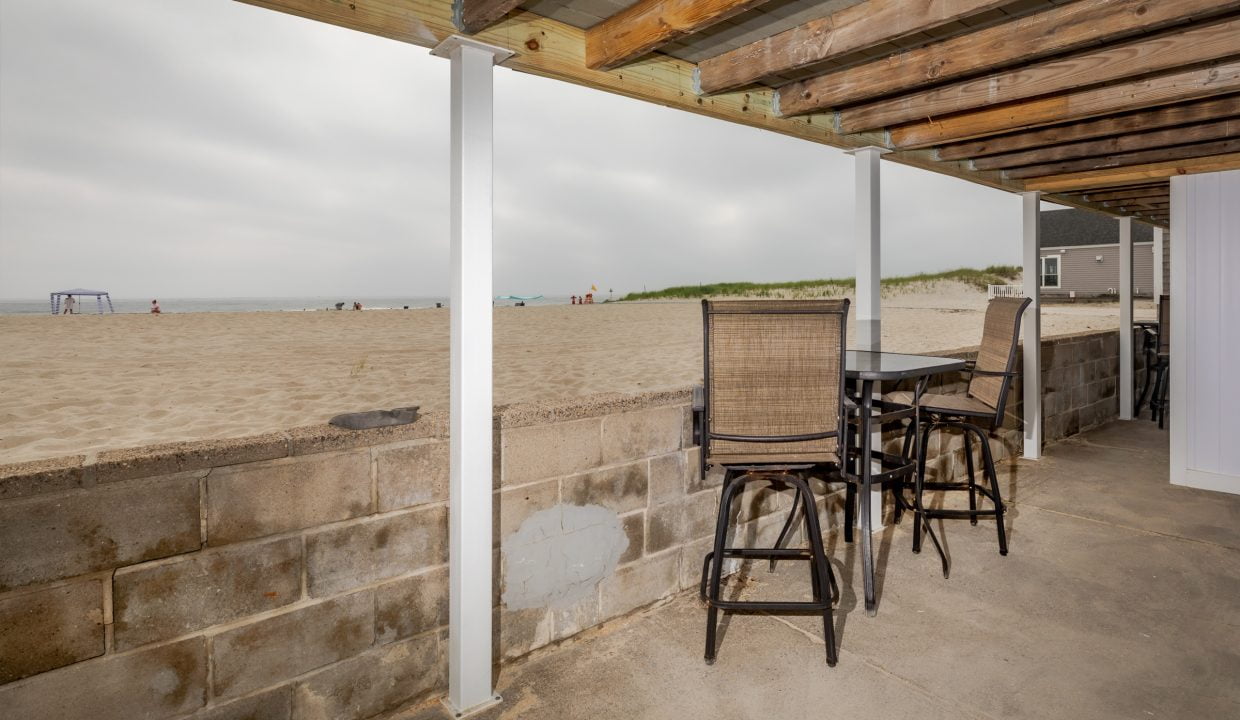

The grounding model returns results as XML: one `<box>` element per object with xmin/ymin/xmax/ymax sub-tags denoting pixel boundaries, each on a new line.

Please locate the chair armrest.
<box><xmin>970</xmin><ymin>368</ymin><xmax>1018</xmax><ymax>378</ymax></box>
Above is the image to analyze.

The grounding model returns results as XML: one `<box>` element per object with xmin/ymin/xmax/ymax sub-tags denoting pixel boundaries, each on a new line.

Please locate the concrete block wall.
<box><xmin>0</xmin><ymin>328</ymin><xmax>1132</xmax><ymax>720</ymax></box>
<box><xmin>0</xmin><ymin>391</ymin><xmax>806</xmax><ymax>720</ymax></box>
<box><xmin>0</xmin><ymin>417</ymin><xmax>455</xmax><ymax>720</ymax></box>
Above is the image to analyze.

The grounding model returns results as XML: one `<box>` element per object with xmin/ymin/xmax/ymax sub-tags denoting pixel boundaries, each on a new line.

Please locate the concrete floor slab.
<box><xmin>387</xmin><ymin>421</ymin><xmax>1240</xmax><ymax>720</ymax></box>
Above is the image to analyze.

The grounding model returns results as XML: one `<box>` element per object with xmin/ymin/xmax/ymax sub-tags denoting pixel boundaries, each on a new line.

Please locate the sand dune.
<box><xmin>0</xmin><ymin>283</ymin><xmax>1151</xmax><ymax>464</ymax></box>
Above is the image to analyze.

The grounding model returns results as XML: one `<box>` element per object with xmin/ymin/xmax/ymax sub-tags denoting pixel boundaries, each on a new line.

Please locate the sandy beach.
<box><xmin>0</xmin><ymin>282</ymin><xmax>1152</xmax><ymax>465</ymax></box>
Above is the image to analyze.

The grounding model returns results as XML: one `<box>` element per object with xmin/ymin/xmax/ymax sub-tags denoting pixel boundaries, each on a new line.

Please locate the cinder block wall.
<box><xmin>0</xmin><ymin>329</ymin><xmax>1130</xmax><ymax>720</ymax></box>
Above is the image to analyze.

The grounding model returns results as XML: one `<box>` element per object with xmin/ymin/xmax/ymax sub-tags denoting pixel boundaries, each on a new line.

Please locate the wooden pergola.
<box><xmin>243</xmin><ymin>0</ymin><xmax>1240</xmax><ymax>227</ymax></box>
<box><xmin>233</xmin><ymin>1</ymin><xmax>1240</xmax><ymax>714</ymax></box>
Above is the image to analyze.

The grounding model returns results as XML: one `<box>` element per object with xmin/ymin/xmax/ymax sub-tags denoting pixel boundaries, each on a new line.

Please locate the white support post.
<box><xmin>848</xmin><ymin>146</ymin><xmax>887</xmax><ymax>351</ymax></box>
<box><xmin>1020</xmin><ymin>192</ymin><xmax>1042</xmax><ymax>459</ymax></box>
<box><xmin>433</xmin><ymin>35</ymin><xmax>512</xmax><ymax>719</ymax></box>
<box><xmin>846</xmin><ymin>145</ymin><xmax>889</xmax><ymax>531</ymax></box>
<box><xmin>1153</xmin><ymin>227</ymin><xmax>1164</xmax><ymax>300</ymax></box>
<box><xmin>1118</xmin><ymin>216</ymin><xmax>1134</xmax><ymax>420</ymax></box>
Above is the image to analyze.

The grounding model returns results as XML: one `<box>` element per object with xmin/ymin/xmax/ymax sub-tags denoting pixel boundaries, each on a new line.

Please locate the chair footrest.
<box><xmin>922</xmin><ymin>507</ymin><xmax>1002</xmax><ymax>519</ymax></box>
<box><xmin>707</xmin><ymin>599</ymin><xmax>832</xmax><ymax>612</ymax></box>
<box><xmin>712</xmin><ymin>548</ymin><xmax>814</xmax><ymax>560</ymax></box>
<box><xmin>917</xmin><ymin>482</ymin><xmax>1001</xmax><ymax>503</ymax></box>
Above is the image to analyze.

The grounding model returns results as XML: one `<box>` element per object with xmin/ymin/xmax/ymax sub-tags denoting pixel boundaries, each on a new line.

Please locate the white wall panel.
<box><xmin>1170</xmin><ymin>169</ymin><xmax>1240</xmax><ymax>494</ymax></box>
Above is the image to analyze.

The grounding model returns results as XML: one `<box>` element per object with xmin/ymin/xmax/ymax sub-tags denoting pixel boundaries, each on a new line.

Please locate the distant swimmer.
<box><xmin>151</xmin><ymin>299</ymin><xmax>161</xmax><ymax>314</ymax></box>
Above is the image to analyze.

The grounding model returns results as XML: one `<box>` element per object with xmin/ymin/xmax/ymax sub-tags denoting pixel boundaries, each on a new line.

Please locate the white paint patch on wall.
<box><xmin>501</xmin><ymin>504</ymin><xmax>627</xmax><ymax>611</ymax></box>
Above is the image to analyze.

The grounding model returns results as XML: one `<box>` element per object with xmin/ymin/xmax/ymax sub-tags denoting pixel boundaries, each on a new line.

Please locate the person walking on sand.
<box><xmin>62</xmin><ymin>295</ymin><xmax>76</xmax><ymax>314</ymax></box>
<box><xmin>150</xmin><ymin>299</ymin><xmax>161</xmax><ymax>314</ymax></box>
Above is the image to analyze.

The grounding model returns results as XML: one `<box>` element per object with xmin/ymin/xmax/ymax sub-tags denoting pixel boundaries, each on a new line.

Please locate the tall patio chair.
<box><xmin>1149</xmin><ymin>295</ymin><xmax>1171</xmax><ymax>428</ymax></box>
<box><xmin>697</xmin><ymin>299</ymin><xmax>849</xmax><ymax>667</ymax></box>
<box><xmin>887</xmin><ymin>296</ymin><xmax>1031</xmax><ymax>578</ymax></box>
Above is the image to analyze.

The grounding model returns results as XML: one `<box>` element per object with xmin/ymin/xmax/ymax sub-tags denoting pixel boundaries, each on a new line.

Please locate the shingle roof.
<box><xmin>1041</xmin><ymin>208</ymin><xmax>1153</xmax><ymax>249</ymax></box>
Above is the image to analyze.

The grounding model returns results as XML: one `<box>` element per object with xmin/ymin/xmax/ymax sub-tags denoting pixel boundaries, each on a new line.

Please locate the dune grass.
<box><xmin>619</xmin><ymin>266</ymin><xmax>1020</xmax><ymax>301</ymax></box>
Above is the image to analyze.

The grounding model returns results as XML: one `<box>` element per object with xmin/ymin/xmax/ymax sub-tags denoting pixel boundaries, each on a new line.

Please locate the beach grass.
<box><xmin>619</xmin><ymin>266</ymin><xmax>1021</xmax><ymax>301</ymax></box>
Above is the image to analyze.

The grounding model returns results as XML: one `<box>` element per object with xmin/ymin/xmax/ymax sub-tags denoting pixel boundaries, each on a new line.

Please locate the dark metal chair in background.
<box><xmin>697</xmin><ymin>299</ymin><xmax>850</xmax><ymax>667</ymax></box>
<box><xmin>887</xmin><ymin>296</ymin><xmax>1031</xmax><ymax>578</ymax></box>
<box><xmin>1148</xmin><ymin>294</ymin><xmax>1171</xmax><ymax>429</ymax></box>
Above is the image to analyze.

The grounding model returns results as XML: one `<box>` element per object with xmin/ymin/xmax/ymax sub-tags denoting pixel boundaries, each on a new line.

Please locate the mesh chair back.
<box><xmin>1157</xmin><ymin>294</ymin><xmax>1170</xmax><ymax>355</ymax></box>
<box><xmin>967</xmin><ymin>296</ymin><xmax>1032</xmax><ymax>418</ymax></box>
<box><xmin>702</xmin><ymin>299</ymin><xmax>849</xmax><ymax>466</ymax></box>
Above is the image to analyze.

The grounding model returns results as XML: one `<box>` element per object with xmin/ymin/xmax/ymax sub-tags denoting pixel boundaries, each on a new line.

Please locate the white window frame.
<box><xmin>1040</xmin><ymin>255</ymin><xmax>1061</xmax><ymax>288</ymax></box>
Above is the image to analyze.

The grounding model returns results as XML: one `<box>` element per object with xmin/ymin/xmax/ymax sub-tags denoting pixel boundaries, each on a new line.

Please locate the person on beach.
<box><xmin>62</xmin><ymin>295</ymin><xmax>76</xmax><ymax>314</ymax></box>
<box><xmin>150</xmin><ymin>299</ymin><xmax>161</xmax><ymax>314</ymax></box>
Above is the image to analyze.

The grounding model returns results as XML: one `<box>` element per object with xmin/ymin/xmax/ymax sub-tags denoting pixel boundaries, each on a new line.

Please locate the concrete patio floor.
<box><xmin>394</xmin><ymin>421</ymin><xmax>1240</xmax><ymax>720</ymax></box>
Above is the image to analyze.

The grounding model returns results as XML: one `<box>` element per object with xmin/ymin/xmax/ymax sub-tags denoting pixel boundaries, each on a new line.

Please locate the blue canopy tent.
<box><xmin>51</xmin><ymin>289</ymin><xmax>114</xmax><ymax>315</ymax></box>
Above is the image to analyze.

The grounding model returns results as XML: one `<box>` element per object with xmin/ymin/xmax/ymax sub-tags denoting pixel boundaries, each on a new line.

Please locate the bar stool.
<box><xmin>695</xmin><ymin>299</ymin><xmax>851</xmax><ymax>667</ymax></box>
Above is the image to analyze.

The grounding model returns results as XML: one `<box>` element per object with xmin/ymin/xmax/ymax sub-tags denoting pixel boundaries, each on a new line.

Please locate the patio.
<box><xmin>393</xmin><ymin>420</ymin><xmax>1240</xmax><ymax>720</ymax></box>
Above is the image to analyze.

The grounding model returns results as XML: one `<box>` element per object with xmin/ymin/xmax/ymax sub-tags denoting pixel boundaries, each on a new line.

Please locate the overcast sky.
<box><xmin>0</xmin><ymin>0</ymin><xmax>1034</xmax><ymax>299</ymax></box>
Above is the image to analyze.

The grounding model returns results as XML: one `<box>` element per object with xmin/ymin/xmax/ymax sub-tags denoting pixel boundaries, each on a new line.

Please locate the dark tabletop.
<box><xmin>845</xmin><ymin>350</ymin><xmax>968</xmax><ymax>381</ymax></box>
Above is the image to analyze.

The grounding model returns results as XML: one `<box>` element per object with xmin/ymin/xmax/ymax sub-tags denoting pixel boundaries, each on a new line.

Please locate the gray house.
<box><xmin>1039</xmin><ymin>208</ymin><xmax>1158</xmax><ymax>298</ymax></box>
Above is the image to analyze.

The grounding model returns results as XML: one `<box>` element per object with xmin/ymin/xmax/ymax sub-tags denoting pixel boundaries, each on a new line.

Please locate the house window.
<box><xmin>1041</xmin><ymin>256</ymin><xmax>1060</xmax><ymax>288</ymax></box>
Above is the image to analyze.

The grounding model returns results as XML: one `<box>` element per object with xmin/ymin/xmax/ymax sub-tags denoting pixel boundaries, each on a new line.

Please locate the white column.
<box><xmin>1119</xmin><ymin>216</ymin><xmax>1134</xmax><ymax>420</ymax></box>
<box><xmin>1020</xmin><ymin>192</ymin><xmax>1042</xmax><ymax>460</ymax></box>
<box><xmin>433</xmin><ymin>35</ymin><xmax>512</xmax><ymax>718</ymax></box>
<box><xmin>846</xmin><ymin>145</ymin><xmax>889</xmax><ymax>531</ymax></box>
<box><xmin>847</xmin><ymin>146</ymin><xmax>888</xmax><ymax>351</ymax></box>
<box><xmin>1153</xmin><ymin>227</ymin><xmax>1164</xmax><ymax>299</ymax></box>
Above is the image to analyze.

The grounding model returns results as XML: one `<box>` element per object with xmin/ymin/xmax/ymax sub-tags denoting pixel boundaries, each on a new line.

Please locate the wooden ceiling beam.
<box><xmin>1005</xmin><ymin>138</ymin><xmax>1240</xmax><ymax>178</ymax></box>
<box><xmin>890</xmin><ymin>60</ymin><xmax>1240</xmax><ymax>149</ymax></box>
<box><xmin>1109</xmin><ymin>202</ymin><xmax>1170</xmax><ymax>211</ymax></box>
<box><xmin>1024</xmin><ymin>152</ymin><xmax>1240</xmax><ymax>191</ymax></box>
<box><xmin>454</xmin><ymin>0</ymin><xmax>524</xmax><ymax>35</ymax></box>
<box><xmin>938</xmin><ymin>95</ymin><xmax>1240</xmax><ymax>160</ymax></box>
<box><xmin>834</xmin><ymin>17</ymin><xmax>1240</xmax><ymax>130</ymax></box>
<box><xmin>974</xmin><ymin>118</ymin><xmax>1240</xmax><ymax>170</ymax></box>
<box><xmin>1082</xmin><ymin>186</ymin><xmax>1170</xmax><ymax>202</ymax></box>
<box><xmin>586</xmin><ymin>0</ymin><xmax>772</xmax><ymax>71</ymax></box>
<box><xmin>695</xmin><ymin>0</ymin><xmax>1011</xmax><ymax>96</ymax></box>
<box><xmin>778</xmin><ymin>0</ymin><xmax>1240</xmax><ymax>114</ymax></box>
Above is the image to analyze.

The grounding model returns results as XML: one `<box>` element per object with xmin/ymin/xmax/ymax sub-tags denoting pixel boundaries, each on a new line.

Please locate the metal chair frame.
<box><xmin>898</xmin><ymin>296</ymin><xmax>1031</xmax><ymax>578</ymax></box>
<box><xmin>696</xmin><ymin>299</ymin><xmax>851</xmax><ymax>667</ymax></box>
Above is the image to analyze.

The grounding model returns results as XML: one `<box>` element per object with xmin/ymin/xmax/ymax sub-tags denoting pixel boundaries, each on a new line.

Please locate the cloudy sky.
<box><xmin>0</xmin><ymin>0</ymin><xmax>1033</xmax><ymax>300</ymax></box>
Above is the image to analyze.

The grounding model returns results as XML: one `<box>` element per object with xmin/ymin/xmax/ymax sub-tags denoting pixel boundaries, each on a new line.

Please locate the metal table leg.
<box><xmin>859</xmin><ymin>379</ymin><xmax>877</xmax><ymax>616</ymax></box>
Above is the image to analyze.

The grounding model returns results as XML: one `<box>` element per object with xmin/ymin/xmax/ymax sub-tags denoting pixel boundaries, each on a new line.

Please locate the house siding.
<box><xmin>1042</xmin><ymin>242</ymin><xmax>1155</xmax><ymax>297</ymax></box>
<box><xmin>1162</xmin><ymin>234</ymin><xmax>1171</xmax><ymax>298</ymax></box>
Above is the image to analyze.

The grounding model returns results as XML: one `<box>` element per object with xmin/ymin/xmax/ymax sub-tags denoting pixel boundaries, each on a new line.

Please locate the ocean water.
<box><xmin>0</xmin><ymin>295</ymin><xmax>577</xmax><ymax>315</ymax></box>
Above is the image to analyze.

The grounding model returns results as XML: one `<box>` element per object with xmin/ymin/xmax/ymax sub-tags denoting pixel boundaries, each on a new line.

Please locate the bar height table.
<box><xmin>845</xmin><ymin>350</ymin><xmax>968</xmax><ymax>616</ymax></box>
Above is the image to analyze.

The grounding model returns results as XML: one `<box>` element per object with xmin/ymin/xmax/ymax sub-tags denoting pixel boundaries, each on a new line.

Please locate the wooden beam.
<box><xmin>938</xmin><ymin>96</ymin><xmax>1240</xmax><ymax>160</ymax></box>
<box><xmin>237</xmin><ymin>0</ymin><xmax>1159</xmax><ymax>229</ymax></box>
<box><xmin>833</xmin><ymin>17</ymin><xmax>1240</xmax><ymax>130</ymax></box>
<box><xmin>586</xmin><ymin>0</ymin><xmax>771</xmax><ymax>71</ymax></box>
<box><xmin>1082</xmin><ymin>186</ymin><xmax>1170</xmax><ymax>202</ymax></box>
<box><xmin>1094</xmin><ymin>193</ymin><xmax>1170</xmax><ymax>206</ymax></box>
<box><xmin>974</xmin><ymin>118</ymin><xmax>1240</xmax><ymax>170</ymax></box>
<box><xmin>695</xmin><ymin>0</ymin><xmax>1011</xmax><ymax>96</ymax></box>
<box><xmin>1023</xmin><ymin>152</ymin><xmax>1240</xmax><ymax>191</ymax></box>
<box><xmin>1006</xmin><ymin>138</ymin><xmax>1240</xmax><ymax>179</ymax></box>
<box><xmin>454</xmin><ymin>0</ymin><xmax>522</xmax><ymax>34</ymax></box>
<box><xmin>890</xmin><ymin>61</ymin><xmax>1240</xmax><ymax>149</ymax></box>
<box><xmin>236</xmin><ymin>0</ymin><xmax>1046</xmax><ymax>202</ymax></box>
<box><xmin>778</xmin><ymin>0</ymin><xmax>1240</xmax><ymax>113</ymax></box>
